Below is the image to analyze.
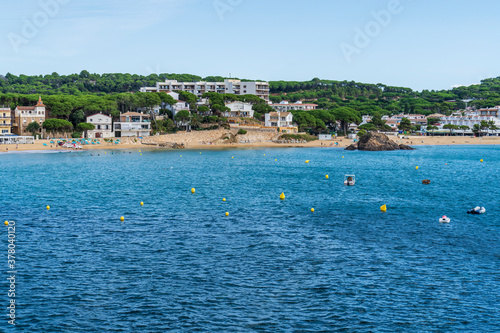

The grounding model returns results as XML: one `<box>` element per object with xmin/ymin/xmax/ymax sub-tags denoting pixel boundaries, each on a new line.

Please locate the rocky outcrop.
<box><xmin>399</xmin><ymin>144</ymin><xmax>414</xmax><ymax>150</ymax></box>
<box><xmin>345</xmin><ymin>132</ymin><xmax>415</xmax><ymax>151</ymax></box>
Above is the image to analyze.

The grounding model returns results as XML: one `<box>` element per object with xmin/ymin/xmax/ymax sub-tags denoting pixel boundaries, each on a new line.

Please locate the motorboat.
<box><xmin>344</xmin><ymin>174</ymin><xmax>355</xmax><ymax>186</ymax></box>
<box><xmin>467</xmin><ymin>206</ymin><xmax>486</xmax><ymax>214</ymax></box>
<box><xmin>439</xmin><ymin>215</ymin><xmax>451</xmax><ymax>223</ymax></box>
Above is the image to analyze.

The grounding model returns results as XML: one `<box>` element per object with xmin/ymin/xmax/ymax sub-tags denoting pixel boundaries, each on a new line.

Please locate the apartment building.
<box><xmin>0</xmin><ymin>108</ymin><xmax>12</xmax><ymax>134</ymax></box>
<box><xmin>140</xmin><ymin>79</ymin><xmax>270</xmax><ymax>101</ymax></box>
<box><xmin>114</xmin><ymin>112</ymin><xmax>151</xmax><ymax>137</ymax></box>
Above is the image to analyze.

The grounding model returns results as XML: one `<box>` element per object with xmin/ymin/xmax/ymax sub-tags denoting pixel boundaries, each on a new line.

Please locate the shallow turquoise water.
<box><xmin>1</xmin><ymin>146</ymin><xmax>499</xmax><ymax>332</ymax></box>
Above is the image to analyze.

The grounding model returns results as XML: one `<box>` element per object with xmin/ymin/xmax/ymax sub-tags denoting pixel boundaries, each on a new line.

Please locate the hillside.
<box><xmin>2</xmin><ymin>71</ymin><xmax>500</xmax><ymax>136</ymax></box>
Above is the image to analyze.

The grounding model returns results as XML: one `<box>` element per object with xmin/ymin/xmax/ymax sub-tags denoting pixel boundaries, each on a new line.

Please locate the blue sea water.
<box><xmin>0</xmin><ymin>145</ymin><xmax>499</xmax><ymax>332</ymax></box>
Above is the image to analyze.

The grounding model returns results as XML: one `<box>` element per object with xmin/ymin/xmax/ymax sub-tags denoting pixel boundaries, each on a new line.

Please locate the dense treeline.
<box><xmin>0</xmin><ymin>71</ymin><xmax>257</xmax><ymax>95</ymax></box>
<box><xmin>3</xmin><ymin>71</ymin><xmax>500</xmax><ymax>135</ymax></box>
<box><xmin>269</xmin><ymin>77</ymin><xmax>500</xmax><ymax>114</ymax></box>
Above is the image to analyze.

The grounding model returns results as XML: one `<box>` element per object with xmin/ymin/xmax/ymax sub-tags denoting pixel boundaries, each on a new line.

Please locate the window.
<box><xmin>2</xmin><ymin>130</ymin><xmax>7</xmax><ymax>133</ymax></box>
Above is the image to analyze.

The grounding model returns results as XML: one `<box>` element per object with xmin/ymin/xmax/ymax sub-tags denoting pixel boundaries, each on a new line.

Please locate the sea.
<box><xmin>0</xmin><ymin>145</ymin><xmax>499</xmax><ymax>332</ymax></box>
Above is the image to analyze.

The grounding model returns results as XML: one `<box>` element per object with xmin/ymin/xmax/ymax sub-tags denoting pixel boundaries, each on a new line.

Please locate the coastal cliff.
<box><xmin>345</xmin><ymin>132</ymin><xmax>415</xmax><ymax>151</ymax></box>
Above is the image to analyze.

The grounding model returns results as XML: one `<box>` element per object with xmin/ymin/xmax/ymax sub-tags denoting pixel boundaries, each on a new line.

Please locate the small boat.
<box><xmin>439</xmin><ymin>215</ymin><xmax>451</xmax><ymax>223</ymax></box>
<box><xmin>344</xmin><ymin>174</ymin><xmax>355</xmax><ymax>186</ymax></box>
<box><xmin>422</xmin><ymin>179</ymin><xmax>431</xmax><ymax>185</ymax></box>
<box><xmin>467</xmin><ymin>206</ymin><xmax>486</xmax><ymax>214</ymax></box>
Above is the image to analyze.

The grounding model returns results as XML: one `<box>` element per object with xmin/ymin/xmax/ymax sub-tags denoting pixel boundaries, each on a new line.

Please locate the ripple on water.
<box><xmin>0</xmin><ymin>146</ymin><xmax>499</xmax><ymax>332</ymax></box>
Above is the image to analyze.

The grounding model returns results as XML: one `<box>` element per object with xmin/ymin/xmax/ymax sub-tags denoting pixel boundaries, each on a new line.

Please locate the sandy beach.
<box><xmin>1</xmin><ymin>130</ymin><xmax>499</xmax><ymax>153</ymax></box>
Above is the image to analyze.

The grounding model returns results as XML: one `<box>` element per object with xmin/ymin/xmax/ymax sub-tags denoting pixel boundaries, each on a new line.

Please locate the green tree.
<box><xmin>197</xmin><ymin>105</ymin><xmax>210</xmax><ymax>115</ymax></box>
<box><xmin>42</xmin><ymin>119</ymin><xmax>73</xmax><ymax>136</ymax></box>
<box><xmin>178</xmin><ymin>91</ymin><xmax>198</xmax><ymax>111</ymax></box>
<box><xmin>77</xmin><ymin>122</ymin><xmax>96</xmax><ymax>138</ymax></box>
<box><xmin>370</xmin><ymin>112</ymin><xmax>386</xmax><ymax>128</ymax></box>
<box><xmin>426</xmin><ymin>125</ymin><xmax>438</xmax><ymax>136</ymax></box>
<box><xmin>459</xmin><ymin>125</ymin><xmax>469</xmax><ymax>135</ymax></box>
<box><xmin>357</xmin><ymin>129</ymin><xmax>367</xmax><ymax>137</ymax></box>
<box><xmin>174</xmin><ymin>110</ymin><xmax>191</xmax><ymax>130</ymax></box>
<box><xmin>472</xmin><ymin>124</ymin><xmax>481</xmax><ymax>136</ymax></box>
<box><xmin>26</xmin><ymin>121</ymin><xmax>40</xmax><ymax>137</ymax></box>
<box><xmin>443</xmin><ymin>124</ymin><xmax>459</xmax><ymax>135</ymax></box>
<box><xmin>398</xmin><ymin>118</ymin><xmax>412</xmax><ymax>131</ymax></box>
<box><xmin>332</xmin><ymin>107</ymin><xmax>360</xmax><ymax>135</ymax></box>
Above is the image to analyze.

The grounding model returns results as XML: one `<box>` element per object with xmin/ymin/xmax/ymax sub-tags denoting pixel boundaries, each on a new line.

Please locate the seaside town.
<box><xmin>1</xmin><ymin>77</ymin><xmax>499</xmax><ymax>149</ymax></box>
<box><xmin>3</xmin><ymin>1</ymin><xmax>500</xmax><ymax>332</ymax></box>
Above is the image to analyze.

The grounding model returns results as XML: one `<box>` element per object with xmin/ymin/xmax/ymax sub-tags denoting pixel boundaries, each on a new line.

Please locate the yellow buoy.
<box><xmin>342</xmin><ymin>156</ymin><xmax>344</xmax><ymax>158</ymax></box>
<box><xmin>191</xmin><ymin>188</ymin><xmax>195</xmax><ymax>194</ymax></box>
<box><xmin>311</xmin><ymin>208</ymin><xmax>315</xmax><ymax>212</ymax></box>
<box><xmin>223</xmin><ymin>198</ymin><xmax>226</xmax><ymax>202</ymax></box>
<box><xmin>139</xmin><ymin>150</ymin><xmax>141</xmax><ymax>153</ymax></box>
<box><xmin>380</xmin><ymin>204</ymin><xmax>387</xmax><ymax>212</ymax></box>
<box><xmin>46</xmin><ymin>205</ymin><xmax>50</xmax><ymax>210</ymax></box>
<box><xmin>480</xmin><ymin>159</ymin><xmax>483</xmax><ymax>162</ymax></box>
<box><xmin>232</xmin><ymin>156</ymin><xmax>234</xmax><ymax>159</ymax></box>
<box><xmin>305</xmin><ymin>160</ymin><xmax>310</xmax><ymax>164</ymax></box>
<box><xmin>105</xmin><ymin>152</ymin><xmax>107</xmax><ymax>154</ymax></box>
<box><xmin>180</xmin><ymin>155</ymin><xmax>182</xmax><ymax>157</ymax></box>
<box><xmin>275</xmin><ymin>159</ymin><xmax>277</xmax><ymax>161</ymax></box>
<box><xmin>325</xmin><ymin>175</ymin><xmax>329</xmax><ymax>179</ymax></box>
<box><xmin>280</xmin><ymin>192</ymin><xmax>285</xmax><ymax>200</ymax></box>
<box><xmin>263</xmin><ymin>154</ymin><xmax>266</xmax><ymax>156</ymax></box>
<box><xmin>4</xmin><ymin>221</ymin><xmax>8</xmax><ymax>226</ymax></box>
<box><xmin>120</xmin><ymin>216</ymin><xmax>124</xmax><ymax>221</ymax></box>
<box><xmin>225</xmin><ymin>212</ymin><xmax>229</xmax><ymax>217</ymax></box>
<box><xmin>415</xmin><ymin>166</ymin><xmax>419</xmax><ymax>170</ymax></box>
<box><xmin>140</xmin><ymin>153</ymin><xmax>142</xmax><ymax>156</ymax></box>
<box><xmin>140</xmin><ymin>202</ymin><xmax>144</xmax><ymax>206</ymax></box>
<box><xmin>200</xmin><ymin>152</ymin><xmax>201</xmax><ymax>154</ymax></box>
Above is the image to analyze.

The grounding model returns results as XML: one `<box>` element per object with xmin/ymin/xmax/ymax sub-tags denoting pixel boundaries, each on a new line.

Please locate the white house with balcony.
<box><xmin>264</xmin><ymin>112</ymin><xmax>291</xmax><ymax>126</ymax></box>
<box><xmin>86</xmin><ymin>113</ymin><xmax>114</xmax><ymax>138</ymax></box>
<box><xmin>223</xmin><ymin>102</ymin><xmax>254</xmax><ymax>118</ymax></box>
<box><xmin>391</xmin><ymin>114</ymin><xmax>428</xmax><ymax>126</ymax></box>
<box><xmin>140</xmin><ymin>79</ymin><xmax>270</xmax><ymax>101</ymax></box>
<box><xmin>269</xmin><ymin>101</ymin><xmax>318</xmax><ymax>112</ymax></box>
<box><xmin>114</xmin><ymin>112</ymin><xmax>151</xmax><ymax>137</ymax></box>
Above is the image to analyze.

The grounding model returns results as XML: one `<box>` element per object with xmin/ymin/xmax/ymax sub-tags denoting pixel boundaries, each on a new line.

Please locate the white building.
<box><xmin>265</xmin><ymin>112</ymin><xmax>294</xmax><ymax>127</ymax></box>
<box><xmin>140</xmin><ymin>79</ymin><xmax>270</xmax><ymax>101</ymax></box>
<box><xmin>223</xmin><ymin>102</ymin><xmax>254</xmax><ymax>118</ymax></box>
<box><xmin>114</xmin><ymin>112</ymin><xmax>151</xmax><ymax>137</ymax></box>
<box><xmin>438</xmin><ymin>114</ymin><xmax>500</xmax><ymax>129</ymax></box>
<box><xmin>269</xmin><ymin>101</ymin><xmax>318</xmax><ymax>112</ymax></box>
<box><xmin>86</xmin><ymin>113</ymin><xmax>114</xmax><ymax>138</ymax></box>
<box><xmin>391</xmin><ymin>114</ymin><xmax>427</xmax><ymax>126</ymax></box>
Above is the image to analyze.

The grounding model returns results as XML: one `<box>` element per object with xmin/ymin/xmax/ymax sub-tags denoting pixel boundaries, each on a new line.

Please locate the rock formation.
<box><xmin>345</xmin><ymin>132</ymin><xmax>415</xmax><ymax>151</ymax></box>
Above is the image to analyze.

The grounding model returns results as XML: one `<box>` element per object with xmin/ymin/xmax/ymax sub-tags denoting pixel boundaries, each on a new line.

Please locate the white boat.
<box><xmin>439</xmin><ymin>215</ymin><xmax>451</xmax><ymax>223</ymax></box>
<box><xmin>467</xmin><ymin>206</ymin><xmax>486</xmax><ymax>214</ymax></box>
<box><xmin>344</xmin><ymin>174</ymin><xmax>355</xmax><ymax>186</ymax></box>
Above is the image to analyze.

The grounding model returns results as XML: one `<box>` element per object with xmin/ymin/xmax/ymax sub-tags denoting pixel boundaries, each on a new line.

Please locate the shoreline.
<box><xmin>0</xmin><ymin>133</ymin><xmax>499</xmax><ymax>153</ymax></box>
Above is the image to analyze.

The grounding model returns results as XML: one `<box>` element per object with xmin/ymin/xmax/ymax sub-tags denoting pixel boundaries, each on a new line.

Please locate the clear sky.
<box><xmin>1</xmin><ymin>0</ymin><xmax>499</xmax><ymax>91</ymax></box>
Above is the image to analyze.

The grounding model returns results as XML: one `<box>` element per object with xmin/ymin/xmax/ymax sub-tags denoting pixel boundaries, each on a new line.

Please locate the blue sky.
<box><xmin>1</xmin><ymin>0</ymin><xmax>499</xmax><ymax>91</ymax></box>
